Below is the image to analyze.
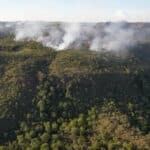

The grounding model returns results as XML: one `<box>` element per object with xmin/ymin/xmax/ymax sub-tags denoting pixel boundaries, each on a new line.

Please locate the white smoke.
<box><xmin>90</xmin><ymin>23</ymin><xmax>136</xmax><ymax>51</ymax></box>
<box><xmin>7</xmin><ymin>21</ymin><xmax>149</xmax><ymax>51</ymax></box>
<box><xmin>58</xmin><ymin>23</ymin><xmax>81</xmax><ymax>50</ymax></box>
<box><xmin>14</xmin><ymin>22</ymin><xmax>63</xmax><ymax>49</ymax></box>
<box><xmin>15</xmin><ymin>22</ymin><xmax>44</xmax><ymax>41</ymax></box>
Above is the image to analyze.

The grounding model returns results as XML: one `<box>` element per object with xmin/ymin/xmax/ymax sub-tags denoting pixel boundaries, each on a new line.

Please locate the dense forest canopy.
<box><xmin>0</xmin><ymin>22</ymin><xmax>149</xmax><ymax>150</ymax></box>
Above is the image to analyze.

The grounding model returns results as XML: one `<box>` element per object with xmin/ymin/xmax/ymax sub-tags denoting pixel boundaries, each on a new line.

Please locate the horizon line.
<box><xmin>0</xmin><ymin>20</ymin><xmax>150</xmax><ymax>23</ymax></box>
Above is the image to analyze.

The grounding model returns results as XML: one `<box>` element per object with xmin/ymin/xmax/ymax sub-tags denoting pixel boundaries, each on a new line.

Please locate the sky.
<box><xmin>0</xmin><ymin>0</ymin><xmax>150</xmax><ymax>22</ymax></box>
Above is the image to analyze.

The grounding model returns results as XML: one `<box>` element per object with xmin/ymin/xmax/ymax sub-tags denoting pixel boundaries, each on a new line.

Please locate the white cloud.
<box><xmin>114</xmin><ymin>10</ymin><xmax>128</xmax><ymax>21</ymax></box>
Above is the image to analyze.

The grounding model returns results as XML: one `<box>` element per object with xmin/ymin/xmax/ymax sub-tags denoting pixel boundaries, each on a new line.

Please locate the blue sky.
<box><xmin>0</xmin><ymin>0</ymin><xmax>150</xmax><ymax>21</ymax></box>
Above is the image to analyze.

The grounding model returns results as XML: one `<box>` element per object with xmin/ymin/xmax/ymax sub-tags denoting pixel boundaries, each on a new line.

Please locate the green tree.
<box><xmin>40</xmin><ymin>143</ymin><xmax>50</xmax><ymax>150</ymax></box>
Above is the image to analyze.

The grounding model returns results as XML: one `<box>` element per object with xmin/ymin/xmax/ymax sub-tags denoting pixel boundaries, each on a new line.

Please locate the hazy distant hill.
<box><xmin>0</xmin><ymin>24</ymin><xmax>149</xmax><ymax>149</ymax></box>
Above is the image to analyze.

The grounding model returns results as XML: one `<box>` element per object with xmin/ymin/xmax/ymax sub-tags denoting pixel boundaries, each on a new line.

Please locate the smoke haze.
<box><xmin>0</xmin><ymin>22</ymin><xmax>150</xmax><ymax>51</ymax></box>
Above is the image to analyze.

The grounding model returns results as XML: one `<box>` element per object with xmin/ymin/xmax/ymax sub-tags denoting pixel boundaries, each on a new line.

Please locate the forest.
<box><xmin>0</xmin><ymin>25</ymin><xmax>150</xmax><ymax>149</ymax></box>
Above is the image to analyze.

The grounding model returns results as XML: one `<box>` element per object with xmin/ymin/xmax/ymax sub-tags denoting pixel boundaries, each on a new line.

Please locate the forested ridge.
<box><xmin>0</xmin><ymin>36</ymin><xmax>150</xmax><ymax>150</ymax></box>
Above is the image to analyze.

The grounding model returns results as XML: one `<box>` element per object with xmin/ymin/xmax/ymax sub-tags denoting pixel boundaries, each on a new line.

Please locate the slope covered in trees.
<box><xmin>0</xmin><ymin>36</ymin><xmax>150</xmax><ymax>149</ymax></box>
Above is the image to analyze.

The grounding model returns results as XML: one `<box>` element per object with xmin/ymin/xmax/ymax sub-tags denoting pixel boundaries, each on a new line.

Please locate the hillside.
<box><xmin>0</xmin><ymin>36</ymin><xmax>150</xmax><ymax>149</ymax></box>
